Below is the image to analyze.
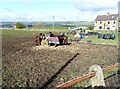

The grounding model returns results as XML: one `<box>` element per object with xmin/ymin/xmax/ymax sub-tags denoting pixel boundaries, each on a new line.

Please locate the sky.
<box><xmin>0</xmin><ymin>0</ymin><xmax>119</xmax><ymax>22</ymax></box>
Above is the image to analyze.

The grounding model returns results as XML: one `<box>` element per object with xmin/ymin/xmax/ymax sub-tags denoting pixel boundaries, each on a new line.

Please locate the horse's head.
<box><xmin>35</xmin><ymin>35</ymin><xmax>38</xmax><ymax>38</ymax></box>
<box><xmin>40</xmin><ymin>33</ymin><xmax>42</xmax><ymax>35</ymax></box>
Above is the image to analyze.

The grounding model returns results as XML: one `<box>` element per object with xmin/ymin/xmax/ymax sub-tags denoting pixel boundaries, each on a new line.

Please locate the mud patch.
<box><xmin>2</xmin><ymin>37</ymin><xmax>118</xmax><ymax>88</ymax></box>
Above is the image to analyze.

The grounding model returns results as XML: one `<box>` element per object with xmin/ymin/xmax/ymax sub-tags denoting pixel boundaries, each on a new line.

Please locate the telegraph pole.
<box><xmin>53</xmin><ymin>16</ymin><xmax>54</xmax><ymax>31</ymax></box>
<box><xmin>118</xmin><ymin>1</ymin><xmax>120</xmax><ymax>31</ymax></box>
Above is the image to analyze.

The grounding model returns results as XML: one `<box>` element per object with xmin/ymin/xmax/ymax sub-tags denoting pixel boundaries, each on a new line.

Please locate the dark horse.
<box><xmin>49</xmin><ymin>32</ymin><xmax>54</xmax><ymax>37</ymax></box>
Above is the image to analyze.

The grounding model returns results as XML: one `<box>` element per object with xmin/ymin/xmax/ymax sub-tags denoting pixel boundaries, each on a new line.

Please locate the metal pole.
<box><xmin>118</xmin><ymin>1</ymin><xmax>120</xmax><ymax>31</ymax></box>
<box><xmin>53</xmin><ymin>16</ymin><xmax>54</xmax><ymax>31</ymax></box>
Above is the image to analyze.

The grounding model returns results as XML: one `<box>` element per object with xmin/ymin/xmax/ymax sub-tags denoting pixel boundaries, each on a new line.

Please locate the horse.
<box><xmin>35</xmin><ymin>32</ymin><xmax>68</xmax><ymax>46</ymax></box>
<box><xmin>34</xmin><ymin>33</ymin><xmax>44</xmax><ymax>46</ymax></box>
<box><xmin>63</xmin><ymin>35</ymin><xmax>68</xmax><ymax>44</ymax></box>
<box><xmin>56</xmin><ymin>35</ymin><xmax>68</xmax><ymax>45</ymax></box>
<box><xmin>35</xmin><ymin>35</ymin><xmax>41</xmax><ymax>45</ymax></box>
<box><xmin>59</xmin><ymin>33</ymin><xmax>68</xmax><ymax>44</ymax></box>
<box><xmin>49</xmin><ymin>32</ymin><xmax>54</xmax><ymax>37</ymax></box>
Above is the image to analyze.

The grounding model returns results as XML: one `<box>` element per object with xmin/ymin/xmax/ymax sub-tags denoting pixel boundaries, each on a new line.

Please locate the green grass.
<box><xmin>2</xmin><ymin>30</ymin><xmax>34</xmax><ymax>39</ymax></box>
<box><xmin>79</xmin><ymin>30</ymin><xmax>119</xmax><ymax>46</ymax></box>
<box><xmin>80</xmin><ymin>35</ymin><xmax>118</xmax><ymax>46</ymax></box>
<box><xmin>2</xmin><ymin>28</ymin><xmax>69</xmax><ymax>39</ymax></box>
<box><xmin>103</xmin><ymin>67</ymin><xmax>119</xmax><ymax>78</ymax></box>
<box><xmin>19</xmin><ymin>26</ymin><xmax>68</xmax><ymax>32</ymax></box>
<box><xmin>2</xmin><ymin>29</ymin><xmax>119</xmax><ymax>46</ymax></box>
<box><xmin>72</xmin><ymin>67</ymin><xmax>119</xmax><ymax>87</ymax></box>
<box><xmin>91</xmin><ymin>30</ymin><xmax>116</xmax><ymax>33</ymax></box>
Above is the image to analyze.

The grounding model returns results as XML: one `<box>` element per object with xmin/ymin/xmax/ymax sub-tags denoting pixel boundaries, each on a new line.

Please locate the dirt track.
<box><xmin>2</xmin><ymin>36</ymin><xmax>118</xmax><ymax>88</ymax></box>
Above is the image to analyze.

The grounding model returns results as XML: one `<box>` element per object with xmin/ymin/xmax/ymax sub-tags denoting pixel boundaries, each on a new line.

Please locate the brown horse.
<box><xmin>63</xmin><ymin>35</ymin><xmax>68</xmax><ymax>44</ymax></box>
<box><xmin>35</xmin><ymin>33</ymin><xmax>43</xmax><ymax>45</ymax></box>
<box><xmin>58</xmin><ymin>35</ymin><xmax>68</xmax><ymax>44</ymax></box>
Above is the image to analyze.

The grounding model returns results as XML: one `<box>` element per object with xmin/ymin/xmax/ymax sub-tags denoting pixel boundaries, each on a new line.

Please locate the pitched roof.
<box><xmin>95</xmin><ymin>14</ymin><xmax>118</xmax><ymax>21</ymax></box>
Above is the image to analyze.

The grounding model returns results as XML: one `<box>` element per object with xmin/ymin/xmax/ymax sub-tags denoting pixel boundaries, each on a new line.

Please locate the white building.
<box><xmin>94</xmin><ymin>13</ymin><xmax>119</xmax><ymax>31</ymax></box>
<box><xmin>68</xmin><ymin>26</ymin><xmax>88</xmax><ymax>31</ymax></box>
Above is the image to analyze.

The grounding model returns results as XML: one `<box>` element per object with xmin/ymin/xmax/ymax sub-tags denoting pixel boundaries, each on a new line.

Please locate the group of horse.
<box><xmin>35</xmin><ymin>32</ymin><xmax>68</xmax><ymax>46</ymax></box>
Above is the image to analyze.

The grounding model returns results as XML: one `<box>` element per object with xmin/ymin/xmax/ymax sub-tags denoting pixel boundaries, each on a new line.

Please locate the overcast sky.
<box><xmin>0</xmin><ymin>0</ymin><xmax>119</xmax><ymax>22</ymax></box>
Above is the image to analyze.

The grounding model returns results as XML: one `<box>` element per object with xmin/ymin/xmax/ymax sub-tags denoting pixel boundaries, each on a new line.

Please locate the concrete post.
<box><xmin>89</xmin><ymin>65</ymin><xmax>106</xmax><ymax>87</ymax></box>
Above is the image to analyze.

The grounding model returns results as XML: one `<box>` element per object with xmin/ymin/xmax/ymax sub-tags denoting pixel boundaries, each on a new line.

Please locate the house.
<box><xmin>94</xmin><ymin>13</ymin><xmax>120</xmax><ymax>31</ymax></box>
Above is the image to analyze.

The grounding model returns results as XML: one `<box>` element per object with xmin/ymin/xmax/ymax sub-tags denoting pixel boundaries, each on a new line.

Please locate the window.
<box><xmin>113</xmin><ymin>26</ymin><xmax>115</xmax><ymax>27</ymax></box>
<box><xmin>107</xmin><ymin>27</ymin><xmax>110</xmax><ymax>29</ymax></box>
<box><xmin>112</xmin><ymin>16</ymin><xmax>114</xmax><ymax>18</ymax></box>
<box><xmin>99</xmin><ymin>26</ymin><xmax>102</xmax><ymax>29</ymax></box>
<box><xmin>100</xmin><ymin>21</ymin><xmax>102</xmax><ymax>24</ymax></box>
<box><xmin>114</xmin><ymin>21</ymin><xmax>115</xmax><ymax>24</ymax></box>
<box><xmin>108</xmin><ymin>21</ymin><xmax>110</xmax><ymax>24</ymax></box>
<box><xmin>96</xmin><ymin>21</ymin><xmax>97</xmax><ymax>24</ymax></box>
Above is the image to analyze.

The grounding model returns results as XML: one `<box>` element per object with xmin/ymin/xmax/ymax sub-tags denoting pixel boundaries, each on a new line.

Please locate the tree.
<box><xmin>15</xmin><ymin>22</ymin><xmax>25</xmax><ymax>29</ymax></box>
<box><xmin>88</xmin><ymin>25</ymin><xmax>94</xmax><ymax>30</ymax></box>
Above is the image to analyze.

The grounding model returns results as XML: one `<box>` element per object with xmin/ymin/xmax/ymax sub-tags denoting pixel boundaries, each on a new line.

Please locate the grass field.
<box><xmin>80</xmin><ymin>35</ymin><xmax>119</xmax><ymax>46</ymax></box>
<box><xmin>2</xmin><ymin>28</ymin><xmax>120</xmax><ymax>46</ymax></box>
<box><xmin>1</xmin><ymin>27</ymin><xmax>68</xmax><ymax>39</ymax></box>
<box><xmin>16</xmin><ymin>26</ymin><xmax>68</xmax><ymax>32</ymax></box>
<box><xmin>80</xmin><ymin>30</ymin><xmax>119</xmax><ymax>46</ymax></box>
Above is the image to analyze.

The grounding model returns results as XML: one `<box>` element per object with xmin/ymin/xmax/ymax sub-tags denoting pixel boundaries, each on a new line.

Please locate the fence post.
<box><xmin>89</xmin><ymin>65</ymin><xmax>106</xmax><ymax>87</ymax></box>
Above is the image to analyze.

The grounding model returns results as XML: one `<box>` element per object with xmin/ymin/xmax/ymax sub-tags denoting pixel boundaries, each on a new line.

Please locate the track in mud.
<box><xmin>2</xmin><ymin>36</ymin><xmax>118</xmax><ymax>88</ymax></box>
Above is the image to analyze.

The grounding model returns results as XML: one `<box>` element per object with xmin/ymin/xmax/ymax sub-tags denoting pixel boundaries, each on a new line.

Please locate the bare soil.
<box><xmin>2</xmin><ymin>36</ymin><xmax>118</xmax><ymax>88</ymax></box>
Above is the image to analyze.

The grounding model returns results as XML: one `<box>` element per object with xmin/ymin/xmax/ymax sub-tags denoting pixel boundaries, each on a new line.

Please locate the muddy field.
<box><xmin>2</xmin><ymin>36</ymin><xmax>118</xmax><ymax>88</ymax></box>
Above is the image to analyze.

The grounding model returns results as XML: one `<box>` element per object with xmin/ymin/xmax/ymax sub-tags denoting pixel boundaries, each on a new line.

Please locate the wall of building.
<box><xmin>94</xmin><ymin>19</ymin><xmax>118</xmax><ymax>31</ymax></box>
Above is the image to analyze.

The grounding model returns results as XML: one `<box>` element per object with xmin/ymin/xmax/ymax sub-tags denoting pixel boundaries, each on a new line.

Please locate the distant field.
<box><xmin>16</xmin><ymin>26</ymin><xmax>68</xmax><ymax>32</ymax></box>
<box><xmin>2</xmin><ymin>27</ymin><xmax>69</xmax><ymax>39</ymax></box>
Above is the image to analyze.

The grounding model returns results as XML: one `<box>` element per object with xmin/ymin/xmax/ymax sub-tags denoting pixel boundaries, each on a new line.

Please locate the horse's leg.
<box><xmin>66</xmin><ymin>37</ymin><xmax>68</xmax><ymax>44</ymax></box>
<box><xmin>36</xmin><ymin>40</ymin><xmax>38</xmax><ymax>46</ymax></box>
<box><xmin>55</xmin><ymin>44</ymin><xmax>58</xmax><ymax>47</ymax></box>
<box><xmin>63</xmin><ymin>36</ymin><xmax>68</xmax><ymax>44</ymax></box>
<box><xmin>47</xmin><ymin>39</ymin><xmax>50</xmax><ymax>46</ymax></box>
<box><xmin>39</xmin><ymin>38</ymin><xmax>42</xmax><ymax>45</ymax></box>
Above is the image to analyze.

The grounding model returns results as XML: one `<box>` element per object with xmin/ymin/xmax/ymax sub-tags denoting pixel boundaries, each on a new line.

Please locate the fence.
<box><xmin>51</xmin><ymin>63</ymin><xmax>119</xmax><ymax>89</ymax></box>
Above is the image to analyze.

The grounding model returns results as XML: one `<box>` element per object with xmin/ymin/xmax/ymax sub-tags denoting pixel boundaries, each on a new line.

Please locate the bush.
<box><xmin>88</xmin><ymin>26</ymin><xmax>94</xmax><ymax>30</ymax></box>
<box><xmin>15</xmin><ymin>22</ymin><xmax>25</xmax><ymax>29</ymax></box>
